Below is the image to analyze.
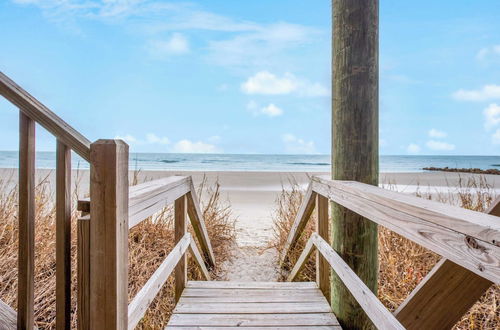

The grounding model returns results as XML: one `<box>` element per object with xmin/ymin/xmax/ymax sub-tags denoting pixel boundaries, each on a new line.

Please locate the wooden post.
<box><xmin>175</xmin><ymin>195</ymin><xmax>187</xmax><ymax>302</ymax></box>
<box><xmin>316</xmin><ymin>195</ymin><xmax>330</xmax><ymax>301</ymax></box>
<box><xmin>77</xmin><ymin>214</ymin><xmax>90</xmax><ymax>330</ymax></box>
<box><xmin>332</xmin><ymin>0</ymin><xmax>379</xmax><ymax>328</ymax></box>
<box><xmin>56</xmin><ymin>140</ymin><xmax>71</xmax><ymax>330</ymax></box>
<box><xmin>18</xmin><ymin>111</ymin><xmax>35</xmax><ymax>330</ymax></box>
<box><xmin>89</xmin><ymin>140</ymin><xmax>129</xmax><ymax>330</ymax></box>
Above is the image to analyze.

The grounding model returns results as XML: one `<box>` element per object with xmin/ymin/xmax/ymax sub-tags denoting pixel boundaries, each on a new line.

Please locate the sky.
<box><xmin>0</xmin><ymin>0</ymin><xmax>500</xmax><ymax>155</ymax></box>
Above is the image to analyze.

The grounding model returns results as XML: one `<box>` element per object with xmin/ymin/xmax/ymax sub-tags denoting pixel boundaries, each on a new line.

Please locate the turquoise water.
<box><xmin>0</xmin><ymin>151</ymin><xmax>498</xmax><ymax>172</ymax></box>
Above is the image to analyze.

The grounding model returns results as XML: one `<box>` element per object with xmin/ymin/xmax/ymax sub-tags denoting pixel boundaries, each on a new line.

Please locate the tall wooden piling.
<box><xmin>331</xmin><ymin>0</ymin><xmax>379</xmax><ymax>328</ymax></box>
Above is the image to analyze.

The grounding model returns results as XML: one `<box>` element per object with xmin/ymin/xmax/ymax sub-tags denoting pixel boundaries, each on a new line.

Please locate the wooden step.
<box><xmin>166</xmin><ymin>281</ymin><xmax>341</xmax><ymax>329</ymax></box>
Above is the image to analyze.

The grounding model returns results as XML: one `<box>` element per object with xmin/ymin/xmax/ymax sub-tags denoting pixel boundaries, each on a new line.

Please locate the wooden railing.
<box><xmin>0</xmin><ymin>71</ymin><xmax>92</xmax><ymax>329</ymax></box>
<box><xmin>284</xmin><ymin>175</ymin><xmax>500</xmax><ymax>329</ymax></box>
<box><xmin>0</xmin><ymin>72</ymin><xmax>215</xmax><ymax>329</ymax></box>
<box><xmin>77</xmin><ymin>175</ymin><xmax>214</xmax><ymax>329</ymax></box>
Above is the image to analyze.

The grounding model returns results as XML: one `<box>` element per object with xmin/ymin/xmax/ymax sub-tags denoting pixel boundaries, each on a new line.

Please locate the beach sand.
<box><xmin>1</xmin><ymin>168</ymin><xmax>499</xmax><ymax>281</ymax></box>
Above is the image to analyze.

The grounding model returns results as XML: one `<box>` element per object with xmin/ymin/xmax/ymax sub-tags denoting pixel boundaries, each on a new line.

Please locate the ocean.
<box><xmin>0</xmin><ymin>151</ymin><xmax>498</xmax><ymax>172</ymax></box>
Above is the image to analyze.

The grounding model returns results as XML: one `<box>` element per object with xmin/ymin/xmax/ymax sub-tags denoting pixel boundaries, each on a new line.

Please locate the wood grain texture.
<box><xmin>316</xmin><ymin>194</ymin><xmax>330</xmax><ymax>302</ymax></box>
<box><xmin>78</xmin><ymin>175</ymin><xmax>191</xmax><ymax>227</ymax></box>
<box><xmin>312</xmin><ymin>176</ymin><xmax>500</xmax><ymax>283</ymax></box>
<box><xmin>0</xmin><ymin>299</ymin><xmax>16</xmax><ymax>330</ymax></box>
<box><xmin>175</xmin><ymin>196</ymin><xmax>187</xmax><ymax>303</ymax></box>
<box><xmin>128</xmin><ymin>233</ymin><xmax>191</xmax><ymax>330</ymax></box>
<box><xmin>89</xmin><ymin>140</ymin><xmax>129</xmax><ymax>330</ymax></box>
<box><xmin>186</xmin><ymin>177</ymin><xmax>216</xmax><ymax>267</ymax></box>
<box><xmin>18</xmin><ymin>111</ymin><xmax>35</xmax><ymax>330</ymax></box>
<box><xmin>56</xmin><ymin>141</ymin><xmax>71</xmax><ymax>330</ymax></box>
<box><xmin>167</xmin><ymin>282</ymin><xmax>340</xmax><ymax>329</ymax></box>
<box><xmin>332</xmin><ymin>1</ymin><xmax>379</xmax><ymax>328</ymax></box>
<box><xmin>0</xmin><ymin>72</ymin><xmax>91</xmax><ymax>161</ymax></box>
<box><xmin>77</xmin><ymin>215</ymin><xmax>90</xmax><ymax>330</ymax></box>
<box><xmin>394</xmin><ymin>197</ymin><xmax>500</xmax><ymax>329</ymax></box>
<box><xmin>168</xmin><ymin>313</ymin><xmax>340</xmax><ymax>327</ymax></box>
<box><xmin>280</xmin><ymin>182</ymin><xmax>316</xmax><ymax>266</ymax></box>
<box><xmin>312</xmin><ymin>233</ymin><xmax>404</xmax><ymax>330</ymax></box>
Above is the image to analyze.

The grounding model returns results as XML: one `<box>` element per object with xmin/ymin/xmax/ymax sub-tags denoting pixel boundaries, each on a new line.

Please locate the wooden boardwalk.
<box><xmin>166</xmin><ymin>281</ymin><xmax>341</xmax><ymax>329</ymax></box>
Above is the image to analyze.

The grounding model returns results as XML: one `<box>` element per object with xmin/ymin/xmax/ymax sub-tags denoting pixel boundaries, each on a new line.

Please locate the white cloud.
<box><xmin>146</xmin><ymin>133</ymin><xmax>170</xmax><ymax>145</ymax></box>
<box><xmin>452</xmin><ymin>85</ymin><xmax>500</xmax><ymax>101</ymax></box>
<box><xmin>476</xmin><ymin>45</ymin><xmax>500</xmax><ymax>61</ymax></box>
<box><xmin>483</xmin><ymin>103</ymin><xmax>500</xmax><ymax>130</ymax></box>
<box><xmin>282</xmin><ymin>134</ymin><xmax>316</xmax><ymax>154</ymax></box>
<box><xmin>428</xmin><ymin>129</ymin><xmax>447</xmax><ymax>138</ymax></box>
<box><xmin>247</xmin><ymin>101</ymin><xmax>284</xmax><ymax>117</ymax></box>
<box><xmin>171</xmin><ymin>139</ymin><xmax>219</xmax><ymax>153</ymax></box>
<box><xmin>492</xmin><ymin>129</ymin><xmax>500</xmax><ymax>144</ymax></box>
<box><xmin>426</xmin><ymin>140</ymin><xmax>455</xmax><ymax>151</ymax></box>
<box><xmin>114</xmin><ymin>134</ymin><xmax>138</xmax><ymax>144</ymax></box>
<box><xmin>148</xmin><ymin>33</ymin><xmax>189</xmax><ymax>57</ymax></box>
<box><xmin>260</xmin><ymin>104</ymin><xmax>284</xmax><ymax>117</ymax></box>
<box><xmin>241</xmin><ymin>71</ymin><xmax>328</xmax><ymax>97</ymax></box>
<box><xmin>406</xmin><ymin>143</ymin><xmax>421</xmax><ymax>154</ymax></box>
<box><xmin>242</xmin><ymin>71</ymin><xmax>297</xmax><ymax>95</ymax></box>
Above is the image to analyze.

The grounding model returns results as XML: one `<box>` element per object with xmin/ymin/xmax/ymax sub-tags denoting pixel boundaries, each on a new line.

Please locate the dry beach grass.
<box><xmin>272</xmin><ymin>176</ymin><xmax>499</xmax><ymax>329</ymax></box>
<box><xmin>0</xmin><ymin>174</ymin><xmax>236</xmax><ymax>329</ymax></box>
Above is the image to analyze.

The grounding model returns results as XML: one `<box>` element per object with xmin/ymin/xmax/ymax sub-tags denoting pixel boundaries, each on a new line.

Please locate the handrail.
<box><xmin>127</xmin><ymin>233</ymin><xmax>209</xmax><ymax>330</ymax></box>
<box><xmin>282</xmin><ymin>175</ymin><xmax>500</xmax><ymax>284</ymax></box>
<box><xmin>0</xmin><ymin>71</ymin><xmax>91</xmax><ymax>161</ymax></box>
<box><xmin>78</xmin><ymin>175</ymin><xmax>215</xmax><ymax>267</ymax></box>
<box><xmin>288</xmin><ymin>233</ymin><xmax>405</xmax><ymax>330</ymax></box>
<box><xmin>311</xmin><ymin>176</ymin><xmax>500</xmax><ymax>283</ymax></box>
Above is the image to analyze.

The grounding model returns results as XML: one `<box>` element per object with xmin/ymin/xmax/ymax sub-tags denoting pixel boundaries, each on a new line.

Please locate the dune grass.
<box><xmin>0</xmin><ymin>174</ymin><xmax>236</xmax><ymax>329</ymax></box>
<box><xmin>272</xmin><ymin>176</ymin><xmax>499</xmax><ymax>329</ymax></box>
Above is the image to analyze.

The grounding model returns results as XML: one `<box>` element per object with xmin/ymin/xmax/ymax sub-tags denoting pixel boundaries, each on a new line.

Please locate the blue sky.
<box><xmin>1</xmin><ymin>0</ymin><xmax>499</xmax><ymax>155</ymax></box>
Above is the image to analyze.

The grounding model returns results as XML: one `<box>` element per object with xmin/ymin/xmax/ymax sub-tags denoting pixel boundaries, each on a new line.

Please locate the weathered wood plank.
<box><xmin>77</xmin><ymin>215</ymin><xmax>90</xmax><ymax>330</ymax></box>
<box><xmin>167</xmin><ymin>312</ymin><xmax>340</xmax><ymax>327</ymax></box>
<box><xmin>394</xmin><ymin>196</ymin><xmax>500</xmax><ymax>329</ymax></box>
<box><xmin>129</xmin><ymin>176</ymin><xmax>190</xmax><ymax>228</ymax></box>
<box><xmin>312</xmin><ymin>233</ymin><xmax>405</xmax><ymax>330</ymax></box>
<box><xmin>181</xmin><ymin>288</ymin><xmax>322</xmax><ymax>297</ymax></box>
<box><xmin>186</xmin><ymin>281</ymin><xmax>317</xmax><ymax>289</ymax></box>
<box><xmin>56</xmin><ymin>140</ymin><xmax>71</xmax><ymax>330</ymax></box>
<box><xmin>186</xmin><ymin>177</ymin><xmax>216</xmax><ymax>267</ymax></box>
<box><xmin>128</xmin><ymin>233</ymin><xmax>191</xmax><ymax>330</ymax></box>
<box><xmin>287</xmin><ymin>235</ymin><xmax>315</xmax><ymax>282</ymax></box>
<box><xmin>0</xmin><ymin>299</ymin><xmax>17</xmax><ymax>330</ymax></box>
<box><xmin>78</xmin><ymin>176</ymin><xmax>191</xmax><ymax>228</ymax></box>
<box><xmin>188</xmin><ymin>241</ymin><xmax>211</xmax><ymax>281</ymax></box>
<box><xmin>166</xmin><ymin>326</ymin><xmax>340</xmax><ymax>330</ymax></box>
<box><xmin>173</xmin><ymin>302</ymin><xmax>332</xmax><ymax>314</ymax></box>
<box><xmin>312</xmin><ymin>176</ymin><xmax>500</xmax><ymax>283</ymax></box>
<box><xmin>175</xmin><ymin>196</ymin><xmax>187</xmax><ymax>303</ymax></box>
<box><xmin>18</xmin><ymin>111</ymin><xmax>35</xmax><ymax>329</ymax></box>
<box><xmin>89</xmin><ymin>140</ymin><xmax>129</xmax><ymax>330</ymax></box>
<box><xmin>280</xmin><ymin>182</ymin><xmax>317</xmax><ymax>266</ymax></box>
<box><xmin>316</xmin><ymin>194</ymin><xmax>330</xmax><ymax>302</ymax></box>
<box><xmin>178</xmin><ymin>295</ymin><xmax>326</xmax><ymax>303</ymax></box>
<box><xmin>0</xmin><ymin>72</ymin><xmax>91</xmax><ymax>161</ymax></box>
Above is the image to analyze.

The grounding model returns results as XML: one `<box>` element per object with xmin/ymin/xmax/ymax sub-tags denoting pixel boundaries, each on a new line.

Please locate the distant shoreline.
<box><xmin>423</xmin><ymin>167</ymin><xmax>500</xmax><ymax>175</ymax></box>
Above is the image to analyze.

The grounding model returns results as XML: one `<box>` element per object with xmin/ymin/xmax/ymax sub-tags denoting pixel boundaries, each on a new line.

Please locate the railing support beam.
<box><xmin>89</xmin><ymin>140</ymin><xmax>129</xmax><ymax>330</ymax></box>
<box><xmin>316</xmin><ymin>195</ymin><xmax>330</xmax><ymax>302</ymax></box>
<box><xmin>18</xmin><ymin>111</ymin><xmax>35</xmax><ymax>329</ymax></box>
<box><xmin>394</xmin><ymin>196</ymin><xmax>500</xmax><ymax>329</ymax></box>
<box><xmin>175</xmin><ymin>195</ymin><xmax>187</xmax><ymax>302</ymax></box>
<box><xmin>56</xmin><ymin>140</ymin><xmax>71</xmax><ymax>330</ymax></box>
